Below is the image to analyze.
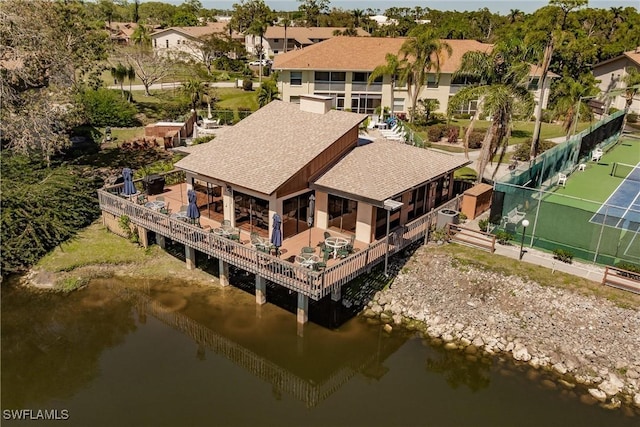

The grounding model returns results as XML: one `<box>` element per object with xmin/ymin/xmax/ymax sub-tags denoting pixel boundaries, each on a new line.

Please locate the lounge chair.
<box><xmin>591</xmin><ymin>148</ymin><xmax>603</xmax><ymax>162</ymax></box>
<box><xmin>380</xmin><ymin>124</ymin><xmax>401</xmax><ymax>136</ymax></box>
<box><xmin>558</xmin><ymin>173</ymin><xmax>567</xmax><ymax>187</ymax></box>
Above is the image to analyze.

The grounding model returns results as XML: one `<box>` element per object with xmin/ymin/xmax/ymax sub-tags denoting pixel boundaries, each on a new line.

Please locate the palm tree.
<box><xmin>257</xmin><ymin>80</ymin><xmax>280</xmax><ymax>107</ymax></box>
<box><xmin>368</xmin><ymin>53</ymin><xmax>403</xmax><ymax>118</ymax></box>
<box><xmin>620</xmin><ymin>67</ymin><xmax>640</xmax><ymax>133</ymax></box>
<box><xmin>448</xmin><ymin>42</ymin><xmax>535</xmax><ymax>181</ymax></box>
<box><xmin>131</xmin><ymin>23</ymin><xmax>151</xmax><ymax>50</ymax></box>
<box><xmin>282</xmin><ymin>15</ymin><xmax>291</xmax><ymax>53</ymax></box>
<box><xmin>398</xmin><ymin>29</ymin><xmax>452</xmax><ymax>123</ymax></box>
<box><xmin>126</xmin><ymin>65</ymin><xmax>136</xmax><ymax>102</ymax></box>
<box><xmin>352</xmin><ymin>9</ymin><xmax>363</xmax><ymax>27</ymax></box>
<box><xmin>248</xmin><ymin>18</ymin><xmax>270</xmax><ymax>83</ymax></box>
<box><xmin>552</xmin><ymin>75</ymin><xmax>599</xmax><ymax>138</ymax></box>
<box><xmin>182</xmin><ymin>78</ymin><xmax>207</xmax><ymax>111</ymax></box>
<box><xmin>111</xmin><ymin>63</ymin><xmax>127</xmax><ymax>98</ymax></box>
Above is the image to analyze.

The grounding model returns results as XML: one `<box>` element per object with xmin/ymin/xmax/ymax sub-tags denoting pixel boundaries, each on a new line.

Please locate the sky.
<box><xmin>167</xmin><ymin>0</ymin><xmax>640</xmax><ymax>14</ymax></box>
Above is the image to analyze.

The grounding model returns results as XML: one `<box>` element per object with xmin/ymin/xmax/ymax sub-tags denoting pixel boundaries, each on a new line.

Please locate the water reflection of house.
<box><xmin>138</xmin><ymin>292</ymin><xmax>406</xmax><ymax>408</ymax></box>
<box><xmin>98</xmin><ymin>95</ymin><xmax>468</xmax><ymax>325</ymax></box>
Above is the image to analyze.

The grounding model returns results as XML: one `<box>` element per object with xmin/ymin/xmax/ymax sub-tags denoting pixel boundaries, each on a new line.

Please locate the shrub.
<box><xmin>447</xmin><ymin>125</ymin><xmax>460</xmax><ymax>143</ymax></box>
<box><xmin>77</xmin><ymin>88</ymin><xmax>139</xmax><ymax>127</ymax></box>
<box><xmin>458</xmin><ymin>212</ymin><xmax>467</xmax><ymax>222</ymax></box>
<box><xmin>628</xmin><ymin>113</ymin><xmax>638</xmax><ymax>123</ymax></box>
<box><xmin>213</xmin><ymin>56</ymin><xmax>245</xmax><ymax>72</ymax></box>
<box><xmin>495</xmin><ymin>231</ymin><xmax>513</xmax><ymax>245</ymax></box>
<box><xmin>242</xmin><ymin>79</ymin><xmax>253</xmax><ymax>91</ymax></box>
<box><xmin>467</xmin><ymin>130</ymin><xmax>485</xmax><ymax>149</ymax></box>
<box><xmin>553</xmin><ymin>248</ymin><xmax>573</xmax><ymax>264</ymax></box>
<box><xmin>512</xmin><ymin>138</ymin><xmax>556</xmax><ymax>161</ymax></box>
<box><xmin>216</xmin><ymin>110</ymin><xmax>234</xmax><ymax>125</ymax></box>
<box><xmin>427</xmin><ymin>124</ymin><xmax>446</xmax><ymax>142</ymax></box>
<box><xmin>478</xmin><ymin>218</ymin><xmax>489</xmax><ymax>232</ymax></box>
<box><xmin>191</xmin><ymin>136</ymin><xmax>214</xmax><ymax>145</ymax></box>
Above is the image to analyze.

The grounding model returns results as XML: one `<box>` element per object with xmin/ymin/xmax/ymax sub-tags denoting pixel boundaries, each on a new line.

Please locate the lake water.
<box><xmin>2</xmin><ymin>278</ymin><xmax>638</xmax><ymax>426</ymax></box>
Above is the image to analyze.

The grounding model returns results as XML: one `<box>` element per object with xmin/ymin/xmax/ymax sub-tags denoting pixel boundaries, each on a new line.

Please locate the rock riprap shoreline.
<box><xmin>361</xmin><ymin>248</ymin><xmax>640</xmax><ymax>412</ymax></box>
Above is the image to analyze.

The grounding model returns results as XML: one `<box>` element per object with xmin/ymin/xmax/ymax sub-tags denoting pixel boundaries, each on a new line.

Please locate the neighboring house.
<box><xmin>106</xmin><ymin>22</ymin><xmax>140</xmax><ymax>45</ymax></box>
<box><xmin>245</xmin><ymin>26</ymin><xmax>370</xmax><ymax>58</ymax></box>
<box><xmin>175</xmin><ymin>96</ymin><xmax>468</xmax><ymax>245</ymax></box>
<box><xmin>273</xmin><ymin>37</ymin><xmax>554</xmax><ymax>117</ymax></box>
<box><xmin>151</xmin><ymin>23</ymin><xmax>244</xmax><ymax>59</ymax></box>
<box><xmin>592</xmin><ymin>48</ymin><xmax>640</xmax><ymax>114</ymax></box>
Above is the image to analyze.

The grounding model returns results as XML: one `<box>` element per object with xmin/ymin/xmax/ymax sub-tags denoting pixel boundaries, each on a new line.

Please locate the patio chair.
<box><xmin>222</xmin><ymin>219</ymin><xmax>231</xmax><ymax>228</ymax></box>
<box><xmin>386</xmin><ymin>131</ymin><xmax>407</xmax><ymax>141</ymax></box>
<box><xmin>323</xmin><ymin>231</ymin><xmax>332</xmax><ymax>240</ymax></box>
<box><xmin>250</xmin><ymin>232</ymin><xmax>260</xmax><ymax>245</ymax></box>
<box><xmin>380</xmin><ymin>124</ymin><xmax>401</xmax><ymax>136</ymax></box>
<box><xmin>137</xmin><ymin>194</ymin><xmax>148</xmax><ymax>205</ymax></box>
<box><xmin>591</xmin><ymin>148</ymin><xmax>603</xmax><ymax>162</ymax></box>
<box><xmin>558</xmin><ymin>173</ymin><xmax>567</xmax><ymax>187</ymax></box>
<box><xmin>367</xmin><ymin>115</ymin><xmax>379</xmax><ymax>130</ymax></box>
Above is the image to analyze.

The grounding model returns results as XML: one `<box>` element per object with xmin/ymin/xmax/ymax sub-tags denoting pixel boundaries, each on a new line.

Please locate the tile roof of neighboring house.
<box><xmin>273</xmin><ymin>37</ymin><xmax>493</xmax><ymax>73</ymax></box>
<box><xmin>528</xmin><ymin>64</ymin><xmax>560</xmax><ymax>78</ymax></box>
<box><xmin>264</xmin><ymin>26</ymin><xmax>370</xmax><ymax>42</ymax></box>
<box><xmin>313</xmin><ymin>139</ymin><xmax>470</xmax><ymax>205</ymax></box>
<box><xmin>593</xmin><ymin>47</ymin><xmax>640</xmax><ymax>69</ymax></box>
<box><xmin>151</xmin><ymin>23</ymin><xmax>241</xmax><ymax>40</ymax></box>
<box><xmin>175</xmin><ymin>101</ymin><xmax>367</xmax><ymax>195</ymax></box>
<box><xmin>106</xmin><ymin>22</ymin><xmax>139</xmax><ymax>37</ymax></box>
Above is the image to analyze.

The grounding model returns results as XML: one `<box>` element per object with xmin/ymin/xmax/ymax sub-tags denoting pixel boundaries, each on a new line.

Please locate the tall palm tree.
<box><xmin>111</xmin><ymin>63</ymin><xmax>127</xmax><ymax>98</ymax></box>
<box><xmin>368</xmin><ymin>53</ymin><xmax>403</xmax><ymax>118</ymax></box>
<box><xmin>448</xmin><ymin>42</ymin><xmax>535</xmax><ymax>181</ymax></box>
<box><xmin>282</xmin><ymin>15</ymin><xmax>291</xmax><ymax>53</ymax></box>
<box><xmin>248</xmin><ymin>18</ymin><xmax>270</xmax><ymax>83</ymax></box>
<box><xmin>398</xmin><ymin>29</ymin><xmax>452</xmax><ymax>123</ymax></box>
<box><xmin>126</xmin><ymin>65</ymin><xmax>136</xmax><ymax>102</ymax></box>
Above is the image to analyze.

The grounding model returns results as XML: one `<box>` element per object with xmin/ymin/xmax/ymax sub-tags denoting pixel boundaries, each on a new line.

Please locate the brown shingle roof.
<box><xmin>264</xmin><ymin>26</ymin><xmax>370</xmax><ymax>41</ymax></box>
<box><xmin>175</xmin><ymin>101</ymin><xmax>367</xmax><ymax>195</ymax></box>
<box><xmin>273</xmin><ymin>37</ymin><xmax>493</xmax><ymax>73</ymax></box>
<box><xmin>313</xmin><ymin>139</ymin><xmax>470</xmax><ymax>205</ymax></box>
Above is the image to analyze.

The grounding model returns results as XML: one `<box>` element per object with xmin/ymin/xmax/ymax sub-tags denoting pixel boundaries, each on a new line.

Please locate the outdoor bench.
<box><xmin>502</xmin><ymin>207</ymin><xmax>526</xmax><ymax>227</ymax></box>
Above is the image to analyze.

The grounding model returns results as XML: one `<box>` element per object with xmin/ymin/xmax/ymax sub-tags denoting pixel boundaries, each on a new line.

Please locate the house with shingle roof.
<box><xmin>151</xmin><ymin>23</ymin><xmax>244</xmax><ymax>60</ymax></box>
<box><xmin>174</xmin><ymin>96</ymin><xmax>468</xmax><ymax>244</ymax></box>
<box><xmin>592</xmin><ymin>48</ymin><xmax>640</xmax><ymax>114</ymax></box>
<box><xmin>246</xmin><ymin>26</ymin><xmax>370</xmax><ymax>58</ymax></box>
<box><xmin>272</xmin><ymin>37</ymin><xmax>554</xmax><ymax>118</ymax></box>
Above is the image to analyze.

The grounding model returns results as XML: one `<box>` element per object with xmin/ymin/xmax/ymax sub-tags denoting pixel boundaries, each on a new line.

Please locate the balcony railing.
<box><xmin>351</xmin><ymin>82</ymin><xmax>382</xmax><ymax>93</ymax></box>
<box><xmin>314</xmin><ymin>82</ymin><xmax>346</xmax><ymax>92</ymax></box>
<box><xmin>98</xmin><ymin>179</ymin><xmax>462</xmax><ymax>299</ymax></box>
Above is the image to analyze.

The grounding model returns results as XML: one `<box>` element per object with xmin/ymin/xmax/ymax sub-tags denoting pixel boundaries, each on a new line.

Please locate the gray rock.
<box><xmin>383</xmin><ymin>324</ymin><xmax>393</xmax><ymax>333</ymax></box>
<box><xmin>371</xmin><ymin>304</ymin><xmax>383</xmax><ymax>314</ymax></box>
<box><xmin>513</xmin><ymin>344</ymin><xmax>531</xmax><ymax>362</ymax></box>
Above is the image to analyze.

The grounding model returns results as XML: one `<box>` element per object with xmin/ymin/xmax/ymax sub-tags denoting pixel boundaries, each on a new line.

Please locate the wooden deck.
<box><xmin>99</xmin><ymin>172</ymin><xmax>462</xmax><ymax>300</ymax></box>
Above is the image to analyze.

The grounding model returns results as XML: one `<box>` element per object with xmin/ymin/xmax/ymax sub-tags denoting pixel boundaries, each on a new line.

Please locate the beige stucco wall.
<box><xmin>355</xmin><ymin>202</ymin><xmax>374</xmax><ymax>244</ymax></box>
<box><xmin>152</xmin><ymin>30</ymin><xmax>200</xmax><ymax>60</ymax></box>
<box><xmin>314</xmin><ymin>191</ymin><xmax>329</xmax><ymax>229</ymax></box>
<box><xmin>593</xmin><ymin>57</ymin><xmax>640</xmax><ymax>113</ymax></box>
<box><xmin>278</xmin><ymin>70</ymin><xmax>552</xmax><ymax>116</ymax></box>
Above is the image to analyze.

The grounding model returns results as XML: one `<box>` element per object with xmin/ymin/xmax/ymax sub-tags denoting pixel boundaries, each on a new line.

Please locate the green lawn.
<box><xmin>216</xmin><ymin>88</ymin><xmax>259</xmax><ymax>111</ymax></box>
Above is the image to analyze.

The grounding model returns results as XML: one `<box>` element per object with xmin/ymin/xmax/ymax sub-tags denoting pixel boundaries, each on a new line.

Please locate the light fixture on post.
<box><xmin>383</xmin><ymin>199</ymin><xmax>404</xmax><ymax>277</ymax></box>
<box><xmin>519</xmin><ymin>219</ymin><xmax>530</xmax><ymax>260</ymax></box>
<box><xmin>226</xmin><ymin>184</ymin><xmax>232</xmax><ymax>194</ymax></box>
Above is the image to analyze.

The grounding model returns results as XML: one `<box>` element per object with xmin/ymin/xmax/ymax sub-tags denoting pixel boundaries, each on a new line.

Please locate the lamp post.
<box><xmin>383</xmin><ymin>199</ymin><xmax>404</xmax><ymax>277</ymax></box>
<box><xmin>519</xmin><ymin>219</ymin><xmax>530</xmax><ymax>260</ymax></box>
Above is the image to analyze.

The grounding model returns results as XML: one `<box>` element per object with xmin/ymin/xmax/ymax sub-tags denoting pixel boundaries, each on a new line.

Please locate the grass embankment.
<box><xmin>34</xmin><ymin>222</ymin><xmax>215</xmax><ymax>291</ymax></box>
<box><xmin>432</xmin><ymin>243</ymin><xmax>640</xmax><ymax>309</ymax></box>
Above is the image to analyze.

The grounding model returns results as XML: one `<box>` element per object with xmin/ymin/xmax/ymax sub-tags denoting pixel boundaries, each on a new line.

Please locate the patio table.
<box><xmin>145</xmin><ymin>200</ymin><xmax>165</xmax><ymax>211</ymax></box>
<box><xmin>213</xmin><ymin>227</ymin><xmax>230</xmax><ymax>236</ymax></box>
<box><xmin>324</xmin><ymin>236</ymin><xmax>349</xmax><ymax>259</ymax></box>
<box><xmin>295</xmin><ymin>253</ymin><xmax>319</xmax><ymax>268</ymax></box>
<box><xmin>171</xmin><ymin>211</ymin><xmax>188</xmax><ymax>221</ymax></box>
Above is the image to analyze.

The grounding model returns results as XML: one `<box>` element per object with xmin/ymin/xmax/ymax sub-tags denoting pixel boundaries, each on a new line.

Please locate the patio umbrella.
<box><xmin>122</xmin><ymin>167</ymin><xmax>137</xmax><ymax>196</ymax></box>
<box><xmin>186</xmin><ymin>189</ymin><xmax>200</xmax><ymax>222</ymax></box>
<box><xmin>307</xmin><ymin>194</ymin><xmax>315</xmax><ymax>247</ymax></box>
<box><xmin>271</xmin><ymin>213</ymin><xmax>282</xmax><ymax>256</ymax></box>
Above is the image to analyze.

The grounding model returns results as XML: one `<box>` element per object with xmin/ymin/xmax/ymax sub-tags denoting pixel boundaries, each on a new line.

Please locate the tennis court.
<box><xmin>591</xmin><ymin>162</ymin><xmax>640</xmax><ymax>232</ymax></box>
<box><xmin>493</xmin><ymin>133</ymin><xmax>640</xmax><ymax>265</ymax></box>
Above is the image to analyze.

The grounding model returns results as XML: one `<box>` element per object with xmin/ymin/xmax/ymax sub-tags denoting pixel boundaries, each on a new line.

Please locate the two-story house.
<box><xmin>592</xmin><ymin>48</ymin><xmax>640</xmax><ymax>114</ymax></box>
<box><xmin>245</xmin><ymin>26</ymin><xmax>370</xmax><ymax>58</ymax></box>
<box><xmin>273</xmin><ymin>37</ymin><xmax>554</xmax><ymax>118</ymax></box>
<box><xmin>151</xmin><ymin>23</ymin><xmax>244</xmax><ymax>60</ymax></box>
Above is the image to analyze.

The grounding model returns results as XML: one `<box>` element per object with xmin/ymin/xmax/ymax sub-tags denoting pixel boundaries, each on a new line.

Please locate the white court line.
<box><xmin>591</xmin><ymin>162</ymin><xmax>640</xmax><ymax>229</ymax></box>
<box><xmin>616</xmin><ymin>188</ymin><xmax>640</xmax><ymax>228</ymax></box>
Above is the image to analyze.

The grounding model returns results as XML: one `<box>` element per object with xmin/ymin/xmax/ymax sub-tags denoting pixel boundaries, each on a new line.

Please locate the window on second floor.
<box><xmin>353</xmin><ymin>72</ymin><xmax>382</xmax><ymax>83</ymax></box>
<box><xmin>426</xmin><ymin>74</ymin><xmax>439</xmax><ymax>88</ymax></box>
<box><xmin>290</xmin><ymin>71</ymin><xmax>302</xmax><ymax>86</ymax></box>
<box><xmin>314</xmin><ymin>71</ymin><xmax>346</xmax><ymax>82</ymax></box>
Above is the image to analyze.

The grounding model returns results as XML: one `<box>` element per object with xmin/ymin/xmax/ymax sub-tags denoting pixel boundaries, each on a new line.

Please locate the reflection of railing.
<box><xmin>138</xmin><ymin>294</ymin><xmax>360</xmax><ymax>408</ymax></box>
<box><xmin>98</xmin><ymin>185</ymin><xmax>462</xmax><ymax>300</ymax></box>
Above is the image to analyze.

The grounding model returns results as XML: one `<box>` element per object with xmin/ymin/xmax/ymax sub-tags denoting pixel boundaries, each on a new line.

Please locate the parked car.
<box><xmin>248</xmin><ymin>59</ymin><xmax>271</xmax><ymax>66</ymax></box>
